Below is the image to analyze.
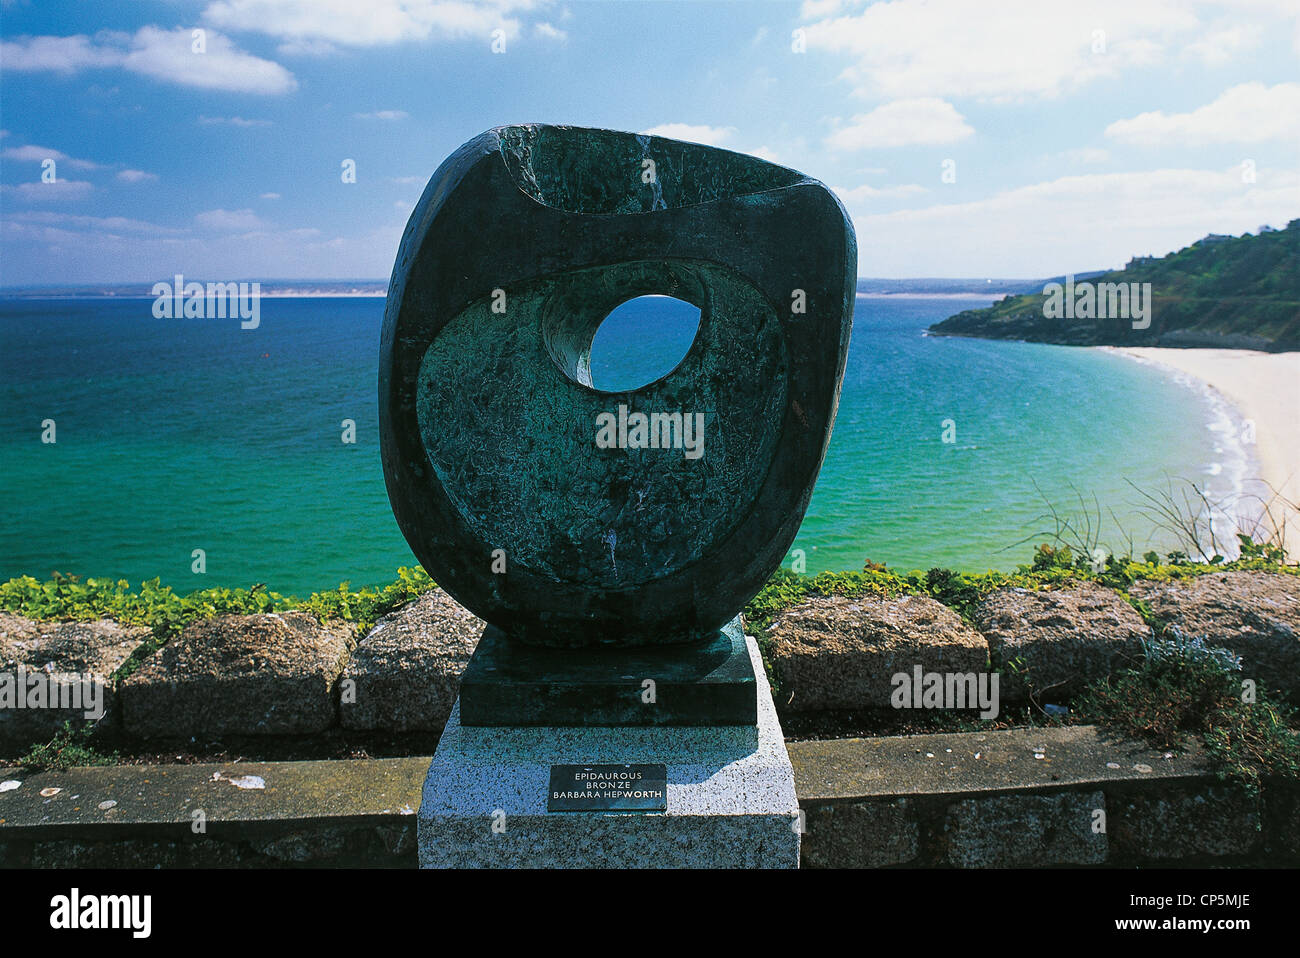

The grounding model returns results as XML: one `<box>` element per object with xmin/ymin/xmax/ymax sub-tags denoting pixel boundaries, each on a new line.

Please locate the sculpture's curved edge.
<box><xmin>695</xmin><ymin>177</ymin><xmax>857</xmax><ymax>623</ymax></box>
<box><xmin>490</xmin><ymin>123</ymin><xmax>813</xmax><ymax>215</ymax></box>
<box><xmin>379</xmin><ymin>130</ymin><xmax>503</xmax><ymax>623</ymax></box>
<box><xmin>379</xmin><ymin>124</ymin><xmax>858</xmax><ymax>646</ymax></box>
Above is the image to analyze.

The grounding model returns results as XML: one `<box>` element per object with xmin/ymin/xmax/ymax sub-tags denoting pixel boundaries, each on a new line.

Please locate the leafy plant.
<box><xmin>18</xmin><ymin>721</ymin><xmax>118</xmax><ymax>771</ymax></box>
<box><xmin>1238</xmin><ymin>533</ymin><xmax>1287</xmax><ymax>565</ymax></box>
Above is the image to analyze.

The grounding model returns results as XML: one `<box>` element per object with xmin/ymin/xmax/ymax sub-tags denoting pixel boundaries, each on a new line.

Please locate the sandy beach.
<box><xmin>1108</xmin><ymin>347</ymin><xmax>1300</xmax><ymax>549</ymax></box>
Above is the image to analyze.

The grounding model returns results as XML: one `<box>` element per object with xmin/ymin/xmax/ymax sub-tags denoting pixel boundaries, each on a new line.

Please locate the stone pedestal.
<box><xmin>458</xmin><ymin>616</ymin><xmax>757</xmax><ymax>727</ymax></box>
<box><xmin>417</xmin><ymin>634</ymin><xmax>800</xmax><ymax>868</ymax></box>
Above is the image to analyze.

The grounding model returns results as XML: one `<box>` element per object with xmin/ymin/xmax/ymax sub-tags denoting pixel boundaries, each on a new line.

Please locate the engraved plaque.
<box><xmin>547</xmin><ymin>763</ymin><xmax>668</xmax><ymax>812</ymax></box>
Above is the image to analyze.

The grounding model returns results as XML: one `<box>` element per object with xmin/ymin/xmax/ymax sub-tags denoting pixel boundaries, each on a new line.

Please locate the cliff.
<box><xmin>929</xmin><ymin>219</ymin><xmax>1300</xmax><ymax>351</ymax></box>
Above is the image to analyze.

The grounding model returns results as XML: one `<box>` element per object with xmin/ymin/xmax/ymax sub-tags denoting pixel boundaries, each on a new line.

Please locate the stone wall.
<box><xmin>1</xmin><ymin>825</ymin><xmax>417</xmax><ymax>869</ymax></box>
<box><xmin>767</xmin><ymin>571</ymin><xmax>1300</xmax><ymax>711</ymax></box>
<box><xmin>800</xmin><ymin>783</ymin><xmax>1299</xmax><ymax>868</ymax></box>
<box><xmin>0</xmin><ymin>589</ymin><xmax>482</xmax><ymax>749</ymax></box>
<box><xmin>4</xmin><ymin>571</ymin><xmax>1295</xmax><ymax>749</ymax></box>
<box><xmin>791</xmin><ymin>726</ymin><xmax>1299</xmax><ymax>868</ymax></box>
<box><xmin>2</xmin><ymin>732</ymin><xmax>1296</xmax><ymax>868</ymax></box>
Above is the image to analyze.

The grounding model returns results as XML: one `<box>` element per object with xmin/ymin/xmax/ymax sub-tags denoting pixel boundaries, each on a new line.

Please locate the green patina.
<box><xmin>380</xmin><ymin>124</ymin><xmax>856</xmax><ymax>650</ymax></box>
<box><xmin>496</xmin><ymin>124</ymin><xmax>802</xmax><ymax>214</ymax></box>
<box><xmin>416</xmin><ymin>259</ymin><xmax>786</xmax><ymax>590</ymax></box>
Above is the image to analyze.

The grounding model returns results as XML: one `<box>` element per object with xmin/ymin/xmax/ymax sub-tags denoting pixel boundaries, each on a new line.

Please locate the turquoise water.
<box><xmin>800</xmin><ymin>296</ymin><xmax>1246</xmax><ymax>574</ymax></box>
<box><xmin>0</xmin><ymin>295</ymin><xmax>1241</xmax><ymax>594</ymax></box>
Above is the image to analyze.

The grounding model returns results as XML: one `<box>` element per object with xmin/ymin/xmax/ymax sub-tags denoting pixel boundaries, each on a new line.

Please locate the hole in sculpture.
<box><xmin>586</xmin><ymin>295</ymin><xmax>701</xmax><ymax>393</ymax></box>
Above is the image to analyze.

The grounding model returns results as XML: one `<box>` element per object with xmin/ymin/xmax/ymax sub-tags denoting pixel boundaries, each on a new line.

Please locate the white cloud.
<box><xmin>117</xmin><ymin>169</ymin><xmax>158</xmax><ymax>183</ymax></box>
<box><xmin>276</xmin><ymin>37</ymin><xmax>339</xmax><ymax>56</ymax></box>
<box><xmin>6</xmin><ymin>211</ymin><xmax>185</xmax><ymax>236</ymax></box>
<box><xmin>640</xmin><ymin>124</ymin><xmax>737</xmax><ymax>147</ymax></box>
<box><xmin>125</xmin><ymin>26</ymin><xmax>297</xmax><ymax>94</ymax></box>
<box><xmin>354</xmin><ymin>109</ymin><xmax>409</xmax><ymax>120</ymax></box>
<box><xmin>0</xmin><ymin>144</ymin><xmax>100</xmax><ymax>169</ymax></box>
<box><xmin>195</xmin><ymin>208</ymin><xmax>270</xmax><ymax>231</ymax></box>
<box><xmin>260</xmin><ymin>192</ymin><xmax>281</xmax><ymax>199</ymax></box>
<box><xmin>833</xmin><ymin>182</ymin><xmax>929</xmax><ymax>202</ymax></box>
<box><xmin>1184</xmin><ymin>23</ymin><xmax>1263</xmax><ymax>63</ymax></box>
<box><xmin>1056</xmin><ymin>148</ymin><xmax>1112</xmax><ymax>164</ymax></box>
<box><xmin>198</xmin><ymin>115</ymin><xmax>272</xmax><ymax>127</ymax></box>
<box><xmin>1106</xmin><ymin>82</ymin><xmax>1300</xmax><ymax>145</ymax></box>
<box><xmin>843</xmin><ymin>165</ymin><xmax>1300</xmax><ymax>276</ymax></box>
<box><xmin>800</xmin><ymin>0</ymin><xmax>848</xmax><ymax>16</ymax></box>
<box><xmin>826</xmin><ymin>98</ymin><xmax>974</xmax><ymax>150</ymax></box>
<box><xmin>0</xmin><ymin>34</ymin><xmax>120</xmax><ymax>72</ymax></box>
<box><xmin>202</xmin><ymin>0</ymin><xmax>534</xmax><ymax>47</ymax></box>
<box><xmin>797</xmin><ymin>0</ymin><xmax>1282</xmax><ymax>101</ymax></box>
<box><xmin>534</xmin><ymin>22</ymin><xmax>566</xmax><ymax>41</ymax></box>
<box><xmin>2</xmin><ymin>180</ymin><xmax>94</xmax><ymax>202</ymax></box>
<box><xmin>1</xmin><ymin>28</ymin><xmax>296</xmax><ymax>94</ymax></box>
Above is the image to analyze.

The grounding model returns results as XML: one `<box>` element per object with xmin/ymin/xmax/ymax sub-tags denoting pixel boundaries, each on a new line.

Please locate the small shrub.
<box><xmin>1202</xmin><ymin>703</ymin><xmax>1300</xmax><ymax>790</ymax></box>
<box><xmin>1076</xmin><ymin>631</ymin><xmax>1299</xmax><ymax>789</ymax></box>
<box><xmin>19</xmin><ymin>722</ymin><xmax>118</xmax><ymax>771</ymax></box>
<box><xmin>1143</xmin><ymin>627</ymin><xmax>1243</xmax><ymax>674</ymax></box>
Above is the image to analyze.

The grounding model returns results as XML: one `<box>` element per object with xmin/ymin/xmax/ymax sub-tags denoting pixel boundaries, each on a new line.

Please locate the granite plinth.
<box><xmin>458</xmin><ymin>615</ymin><xmax>757</xmax><ymax>727</ymax></box>
<box><xmin>417</xmin><ymin>635</ymin><xmax>800</xmax><ymax>868</ymax></box>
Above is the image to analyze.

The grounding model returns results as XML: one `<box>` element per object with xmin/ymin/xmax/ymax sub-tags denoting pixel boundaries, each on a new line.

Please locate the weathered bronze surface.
<box><xmin>381</xmin><ymin>124</ymin><xmax>855</xmax><ymax>648</ymax></box>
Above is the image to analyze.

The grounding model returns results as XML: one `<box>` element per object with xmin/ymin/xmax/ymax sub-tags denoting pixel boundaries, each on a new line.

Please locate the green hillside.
<box><xmin>929</xmin><ymin>219</ymin><xmax>1300</xmax><ymax>351</ymax></box>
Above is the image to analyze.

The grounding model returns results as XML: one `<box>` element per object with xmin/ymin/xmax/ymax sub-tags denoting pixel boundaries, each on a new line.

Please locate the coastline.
<box><xmin>857</xmin><ymin>292</ymin><xmax>1019</xmax><ymax>300</ymax></box>
<box><xmin>1104</xmin><ymin>346</ymin><xmax>1300</xmax><ymax>548</ymax></box>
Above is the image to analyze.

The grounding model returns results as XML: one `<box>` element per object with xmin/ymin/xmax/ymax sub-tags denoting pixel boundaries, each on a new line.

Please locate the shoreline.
<box><xmin>1104</xmin><ymin>346</ymin><xmax>1300</xmax><ymax>549</ymax></box>
<box><xmin>856</xmin><ymin>292</ymin><xmax>1017</xmax><ymax>300</ymax></box>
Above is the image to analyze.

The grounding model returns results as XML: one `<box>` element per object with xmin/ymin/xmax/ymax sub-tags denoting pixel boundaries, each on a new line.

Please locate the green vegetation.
<box><xmin>0</xmin><ymin>566</ymin><xmax>435</xmax><ymax>648</ymax></box>
<box><xmin>2</xmin><ymin>529</ymin><xmax>1295</xmax><ymax>780</ymax></box>
<box><xmin>930</xmin><ymin>218</ymin><xmax>1300</xmax><ymax>349</ymax></box>
<box><xmin>18</xmin><ymin>721</ymin><xmax>118</xmax><ymax>772</ymax></box>
<box><xmin>743</xmin><ymin>565</ymin><xmax>907</xmax><ymax>633</ymax></box>
<box><xmin>1076</xmin><ymin>632</ymin><xmax>1300</xmax><ymax>790</ymax></box>
<box><xmin>0</xmin><ymin>566</ymin><xmax>438</xmax><ymax>696</ymax></box>
<box><xmin>742</xmin><ymin>541</ymin><xmax>1297</xmax><ymax>634</ymax></box>
<box><xmin>4</xmin><ymin>543</ymin><xmax>1288</xmax><ymax>646</ymax></box>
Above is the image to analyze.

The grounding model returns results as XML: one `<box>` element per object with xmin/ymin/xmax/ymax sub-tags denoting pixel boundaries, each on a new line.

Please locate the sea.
<box><xmin>0</xmin><ymin>292</ymin><xmax>1252</xmax><ymax>596</ymax></box>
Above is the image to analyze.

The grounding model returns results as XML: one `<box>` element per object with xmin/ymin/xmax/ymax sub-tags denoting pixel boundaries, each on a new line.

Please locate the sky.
<box><xmin>1</xmin><ymin>0</ymin><xmax>1297</xmax><ymax>284</ymax></box>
